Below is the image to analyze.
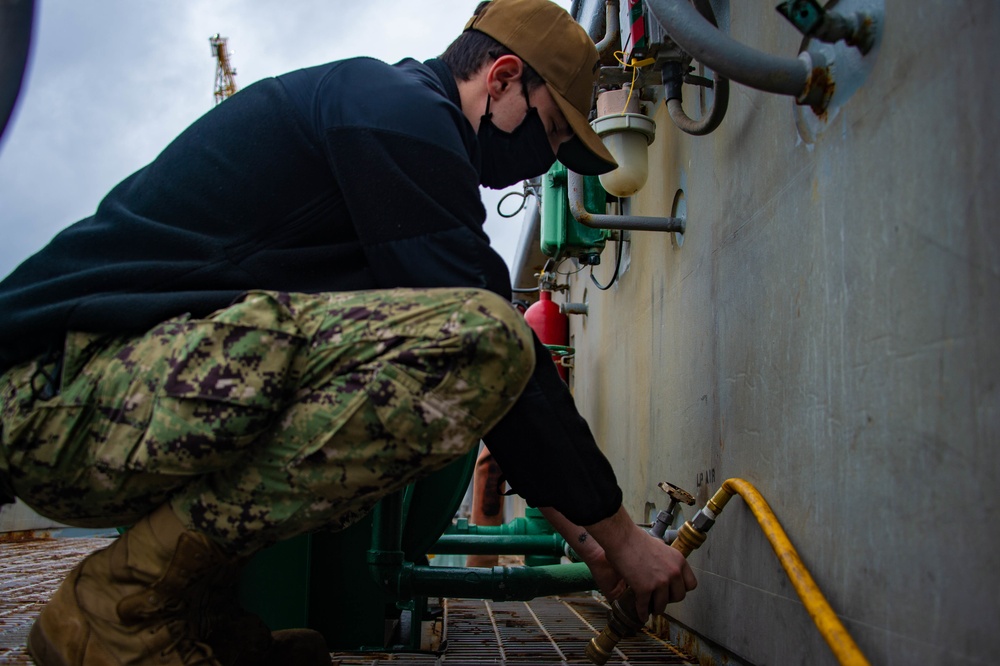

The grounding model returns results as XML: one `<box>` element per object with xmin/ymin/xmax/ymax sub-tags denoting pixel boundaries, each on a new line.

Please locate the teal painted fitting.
<box><xmin>448</xmin><ymin>517</ymin><xmax>540</xmax><ymax>537</ymax></box>
<box><xmin>367</xmin><ymin>548</ymin><xmax>405</xmax><ymax>595</ymax></box>
<box><xmin>524</xmin><ymin>506</ymin><xmax>556</xmax><ymax>532</ymax></box>
<box><xmin>448</xmin><ymin>507</ymin><xmax>557</xmax><ymax>537</ymax></box>
<box><xmin>441</xmin><ymin>508</ymin><xmax>566</xmax><ymax>565</ymax></box>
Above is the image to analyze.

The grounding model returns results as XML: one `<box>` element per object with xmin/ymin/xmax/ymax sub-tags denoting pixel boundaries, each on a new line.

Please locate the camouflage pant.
<box><xmin>0</xmin><ymin>288</ymin><xmax>534</xmax><ymax>556</ymax></box>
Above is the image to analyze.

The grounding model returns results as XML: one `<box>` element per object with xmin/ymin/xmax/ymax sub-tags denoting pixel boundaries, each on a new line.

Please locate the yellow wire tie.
<box><xmin>612</xmin><ymin>51</ymin><xmax>655</xmax><ymax>115</ymax></box>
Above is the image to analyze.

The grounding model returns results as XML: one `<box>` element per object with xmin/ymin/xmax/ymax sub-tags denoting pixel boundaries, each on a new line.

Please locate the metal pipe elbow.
<box><xmin>594</xmin><ymin>0</ymin><xmax>621</xmax><ymax>60</ymax></box>
<box><xmin>665</xmin><ymin>80</ymin><xmax>729</xmax><ymax>136</ymax></box>
<box><xmin>645</xmin><ymin>0</ymin><xmax>821</xmax><ymax>104</ymax></box>
<box><xmin>567</xmin><ymin>170</ymin><xmax>684</xmax><ymax>233</ymax></box>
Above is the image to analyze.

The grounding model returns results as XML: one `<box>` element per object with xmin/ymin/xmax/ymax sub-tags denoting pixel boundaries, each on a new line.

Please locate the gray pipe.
<box><xmin>568</xmin><ymin>170</ymin><xmax>685</xmax><ymax>233</ymax></box>
<box><xmin>509</xmin><ymin>193</ymin><xmax>545</xmax><ymax>292</ymax></box>
<box><xmin>594</xmin><ymin>0</ymin><xmax>621</xmax><ymax>60</ymax></box>
<box><xmin>645</xmin><ymin>0</ymin><xmax>821</xmax><ymax>104</ymax></box>
<box><xmin>573</xmin><ymin>0</ymin><xmax>609</xmax><ymax>42</ymax></box>
<box><xmin>661</xmin><ymin>0</ymin><xmax>730</xmax><ymax>136</ymax></box>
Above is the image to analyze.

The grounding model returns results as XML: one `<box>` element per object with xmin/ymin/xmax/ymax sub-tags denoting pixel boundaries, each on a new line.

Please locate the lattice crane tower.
<box><xmin>209</xmin><ymin>34</ymin><xmax>238</xmax><ymax>105</ymax></box>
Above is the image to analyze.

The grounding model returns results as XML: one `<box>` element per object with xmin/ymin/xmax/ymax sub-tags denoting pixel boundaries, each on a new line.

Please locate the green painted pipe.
<box><xmin>371</xmin><ymin>491</ymin><xmax>404</xmax><ymax>552</ymax></box>
<box><xmin>398</xmin><ymin>561</ymin><xmax>595</xmax><ymax>601</ymax></box>
<box><xmin>431</xmin><ymin>533</ymin><xmax>567</xmax><ymax>556</ymax></box>
<box><xmin>368</xmin><ymin>492</ymin><xmax>405</xmax><ymax>592</ymax></box>
<box><xmin>368</xmin><ymin>495</ymin><xmax>593</xmax><ymax>602</ymax></box>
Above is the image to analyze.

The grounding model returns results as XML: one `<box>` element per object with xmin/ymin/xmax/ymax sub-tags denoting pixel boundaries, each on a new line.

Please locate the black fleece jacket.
<box><xmin>0</xmin><ymin>57</ymin><xmax>621</xmax><ymax>525</ymax></box>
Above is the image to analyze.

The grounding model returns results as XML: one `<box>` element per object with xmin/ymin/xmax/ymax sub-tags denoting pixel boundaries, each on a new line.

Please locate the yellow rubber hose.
<box><xmin>709</xmin><ymin>478</ymin><xmax>871</xmax><ymax>666</ymax></box>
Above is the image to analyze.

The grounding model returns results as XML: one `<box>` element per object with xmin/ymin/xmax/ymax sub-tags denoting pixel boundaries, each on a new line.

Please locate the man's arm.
<box><xmin>542</xmin><ymin>506</ymin><xmax>697</xmax><ymax>622</ymax></box>
<box><xmin>539</xmin><ymin>506</ymin><xmax>625</xmax><ymax>602</ymax></box>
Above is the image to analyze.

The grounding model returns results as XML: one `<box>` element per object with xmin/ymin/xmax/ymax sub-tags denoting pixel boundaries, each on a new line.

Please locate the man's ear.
<box><xmin>486</xmin><ymin>55</ymin><xmax>525</xmax><ymax>100</ymax></box>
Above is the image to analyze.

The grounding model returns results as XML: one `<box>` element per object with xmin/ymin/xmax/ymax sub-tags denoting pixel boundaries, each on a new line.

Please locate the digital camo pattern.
<box><xmin>0</xmin><ymin>288</ymin><xmax>534</xmax><ymax>555</ymax></box>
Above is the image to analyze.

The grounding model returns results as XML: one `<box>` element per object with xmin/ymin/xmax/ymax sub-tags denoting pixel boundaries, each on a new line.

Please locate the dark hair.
<box><xmin>441</xmin><ymin>22</ymin><xmax>545</xmax><ymax>90</ymax></box>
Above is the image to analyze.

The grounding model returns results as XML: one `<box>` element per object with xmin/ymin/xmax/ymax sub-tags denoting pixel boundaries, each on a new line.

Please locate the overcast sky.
<box><xmin>0</xmin><ymin>0</ymin><xmax>569</xmax><ymax>280</ymax></box>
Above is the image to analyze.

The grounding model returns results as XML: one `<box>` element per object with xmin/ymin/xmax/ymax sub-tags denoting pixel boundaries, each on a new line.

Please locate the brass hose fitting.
<box><xmin>583</xmin><ymin>586</ymin><xmax>642</xmax><ymax>665</ymax></box>
<box><xmin>585</xmin><ymin>519</ymin><xmax>710</xmax><ymax>664</ymax></box>
<box><xmin>670</xmin><ymin>521</ymin><xmax>707</xmax><ymax>557</ymax></box>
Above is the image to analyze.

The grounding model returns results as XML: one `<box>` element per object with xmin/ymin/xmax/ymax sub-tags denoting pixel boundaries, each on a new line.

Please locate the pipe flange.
<box><xmin>591</xmin><ymin>113</ymin><xmax>657</xmax><ymax>144</ymax></box>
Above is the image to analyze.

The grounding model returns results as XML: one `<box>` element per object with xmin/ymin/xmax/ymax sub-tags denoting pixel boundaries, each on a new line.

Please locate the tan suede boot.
<box><xmin>28</xmin><ymin>505</ymin><xmax>224</xmax><ymax>665</ymax></box>
<box><xmin>185</xmin><ymin>559</ymin><xmax>331</xmax><ymax>666</ymax></box>
<box><xmin>202</xmin><ymin>618</ymin><xmax>330</xmax><ymax>666</ymax></box>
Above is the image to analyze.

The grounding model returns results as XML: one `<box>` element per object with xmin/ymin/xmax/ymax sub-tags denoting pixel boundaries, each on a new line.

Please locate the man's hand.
<box><xmin>581</xmin><ymin>551</ymin><xmax>627</xmax><ymax>602</ymax></box>
<box><xmin>585</xmin><ymin>506</ymin><xmax>697</xmax><ymax>621</ymax></box>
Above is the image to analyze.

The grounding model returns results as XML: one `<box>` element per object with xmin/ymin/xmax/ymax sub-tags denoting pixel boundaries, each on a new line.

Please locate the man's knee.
<box><xmin>456</xmin><ymin>289</ymin><xmax>535</xmax><ymax>398</ymax></box>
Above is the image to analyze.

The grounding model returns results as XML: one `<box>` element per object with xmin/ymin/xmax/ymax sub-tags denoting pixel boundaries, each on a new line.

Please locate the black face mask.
<box><xmin>477</xmin><ymin>92</ymin><xmax>556</xmax><ymax>190</ymax></box>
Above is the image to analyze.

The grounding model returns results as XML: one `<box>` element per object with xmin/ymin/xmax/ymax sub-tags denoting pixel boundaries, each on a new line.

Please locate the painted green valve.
<box><xmin>540</xmin><ymin>161</ymin><xmax>611</xmax><ymax>265</ymax></box>
<box><xmin>776</xmin><ymin>0</ymin><xmax>876</xmax><ymax>55</ymax></box>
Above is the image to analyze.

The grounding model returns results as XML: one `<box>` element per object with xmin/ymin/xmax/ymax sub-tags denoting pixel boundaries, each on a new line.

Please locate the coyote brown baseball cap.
<box><xmin>465</xmin><ymin>0</ymin><xmax>618</xmax><ymax>175</ymax></box>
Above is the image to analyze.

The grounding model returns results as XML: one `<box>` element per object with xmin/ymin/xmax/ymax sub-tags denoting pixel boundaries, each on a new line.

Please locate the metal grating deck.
<box><xmin>0</xmin><ymin>536</ymin><xmax>114</xmax><ymax>664</ymax></box>
<box><xmin>1</xmin><ymin>538</ymin><xmax>694</xmax><ymax>665</ymax></box>
<box><xmin>432</xmin><ymin>597</ymin><xmax>695</xmax><ymax>665</ymax></box>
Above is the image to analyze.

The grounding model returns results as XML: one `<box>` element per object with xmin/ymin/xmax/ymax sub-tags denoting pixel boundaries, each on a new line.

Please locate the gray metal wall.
<box><xmin>560</xmin><ymin>1</ymin><xmax>999</xmax><ymax>663</ymax></box>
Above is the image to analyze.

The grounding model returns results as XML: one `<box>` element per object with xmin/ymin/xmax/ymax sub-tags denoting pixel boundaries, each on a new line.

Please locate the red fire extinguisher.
<box><xmin>524</xmin><ymin>288</ymin><xmax>569</xmax><ymax>382</ymax></box>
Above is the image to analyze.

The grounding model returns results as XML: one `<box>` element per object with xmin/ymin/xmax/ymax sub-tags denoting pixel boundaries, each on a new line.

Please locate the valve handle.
<box><xmin>657</xmin><ymin>481</ymin><xmax>696</xmax><ymax>506</ymax></box>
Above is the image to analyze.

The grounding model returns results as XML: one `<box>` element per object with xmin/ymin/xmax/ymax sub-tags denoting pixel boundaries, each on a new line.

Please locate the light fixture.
<box><xmin>591</xmin><ymin>86</ymin><xmax>656</xmax><ymax>198</ymax></box>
